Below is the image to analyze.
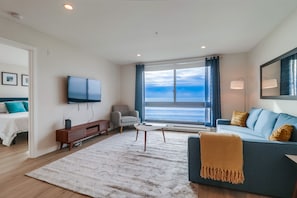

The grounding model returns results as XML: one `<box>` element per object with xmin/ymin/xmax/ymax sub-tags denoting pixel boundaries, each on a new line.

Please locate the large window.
<box><xmin>144</xmin><ymin>63</ymin><xmax>210</xmax><ymax>124</ymax></box>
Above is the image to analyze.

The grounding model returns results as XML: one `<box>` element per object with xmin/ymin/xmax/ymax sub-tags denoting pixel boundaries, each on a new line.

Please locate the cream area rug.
<box><xmin>26</xmin><ymin>130</ymin><xmax>199</xmax><ymax>198</ymax></box>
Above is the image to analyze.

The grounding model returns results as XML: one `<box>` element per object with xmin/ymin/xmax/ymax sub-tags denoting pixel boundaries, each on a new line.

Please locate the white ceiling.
<box><xmin>0</xmin><ymin>0</ymin><xmax>297</xmax><ymax>66</ymax></box>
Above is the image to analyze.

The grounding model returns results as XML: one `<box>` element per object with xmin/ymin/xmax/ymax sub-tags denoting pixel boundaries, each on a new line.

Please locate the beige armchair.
<box><xmin>111</xmin><ymin>105</ymin><xmax>140</xmax><ymax>133</ymax></box>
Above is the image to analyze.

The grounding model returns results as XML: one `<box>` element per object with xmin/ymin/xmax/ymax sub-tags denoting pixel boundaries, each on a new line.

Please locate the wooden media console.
<box><xmin>56</xmin><ymin>120</ymin><xmax>110</xmax><ymax>150</ymax></box>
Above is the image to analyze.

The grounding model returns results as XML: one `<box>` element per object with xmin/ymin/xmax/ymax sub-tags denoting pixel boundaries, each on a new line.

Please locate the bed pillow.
<box><xmin>5</xmin><ymin>102</ymin><xmax>26</xmax><ymax>113</ymax></box>
<box><xmin>0</xmin><ymin>102</ymin><xmax>7</xmax><ymax>113</ymax></box>
<box><xmin>23</xmin><ymin>101</ymin><xmax>29</xmax><ymax>111</ymax></box>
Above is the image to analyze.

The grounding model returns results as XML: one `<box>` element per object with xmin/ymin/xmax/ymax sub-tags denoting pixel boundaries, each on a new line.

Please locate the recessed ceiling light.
<box><xmin>64</xmin><ymin>4</ymin><xmax>73</xmax><ymax>10</ymax></box>
<box><xmin>8</xmin><ymin>11</ymin><xmax>23</xmax><ymax>20</ymax></box>
<box><xmin>137</xmin><ymin>54</ymin><xmax>141</xmax><ymax>57</ymax></box>
<box><xmin>201</xmin><ymin>46</ymin><xmax>206</xmax><ymax>49</ymax></box>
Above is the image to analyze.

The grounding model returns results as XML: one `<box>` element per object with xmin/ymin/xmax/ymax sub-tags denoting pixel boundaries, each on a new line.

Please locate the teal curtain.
<box><xmin>205</xmin><ymin>56</ymin><xmax>221</xmax><ymax>127</ymax></box>
<box><xmin>135</xmin><ymin>64</ymin><xmax>145</xmax><ymax>121</ymax></box>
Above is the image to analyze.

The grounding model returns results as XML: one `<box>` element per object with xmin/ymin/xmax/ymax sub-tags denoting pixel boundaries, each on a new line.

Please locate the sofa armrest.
<box><xmin>111</xmin><ymin>111</ymin><xmax>121</xmax><ymax>128</ymax></box>
<box><xmin>188</xmin><ymin>136</ymin><xmax>297</xmax><ymax>198</ymax></box>
<box><xmin>216</xmin><ymin>119</ymin><xmax>231</xmax><ymax>125</ymax></box>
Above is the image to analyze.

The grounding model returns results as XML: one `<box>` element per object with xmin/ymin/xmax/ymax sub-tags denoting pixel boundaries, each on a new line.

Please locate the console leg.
<box><xmin>69</xmin><ymin>143</ymin><xmax>73</xmax><ymax>151</ymax></box>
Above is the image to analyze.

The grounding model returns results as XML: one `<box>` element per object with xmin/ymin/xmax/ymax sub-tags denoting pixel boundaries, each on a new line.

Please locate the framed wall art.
<box><xmin>21</xmin><ymin>74</ymin><xmax>29</xmax><ymax>86</ymax></box>
<box><xmin>1</xmin><ymin>72</ymin><xmax>18</xmax><ymax>86</ymax></box>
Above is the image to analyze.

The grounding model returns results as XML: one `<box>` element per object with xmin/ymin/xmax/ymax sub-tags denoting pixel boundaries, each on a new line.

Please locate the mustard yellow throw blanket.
<box><xmin>200</xmin><ymin>132</ymin><xmax>245</xmax><ymax>184</ymax></box>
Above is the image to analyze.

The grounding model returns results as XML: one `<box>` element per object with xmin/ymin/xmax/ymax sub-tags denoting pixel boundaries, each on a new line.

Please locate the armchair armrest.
<box><xmin>129</xmin><ymin>110</ymin><xmax>139</xmax><ymax>119</ymax></box>
<box><xmin>216</xmin><ymin>119</ymin><xmax>231</xmax><ymax>125</ymax></box>
<box><xmin>111</xmin><ymin>111</ymin><xmax>121</xmax><ymax>128</ymax></box>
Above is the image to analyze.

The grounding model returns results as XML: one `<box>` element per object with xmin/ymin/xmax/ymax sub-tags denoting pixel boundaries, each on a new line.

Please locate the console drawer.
<box><xmin>86</xmin><ymin>126</ymin><xmax>99</xmax><ymax>136</ymax></box>
<box><xmin>68</xmin><ymin>129</ymin><xmax>86</xmax><ymax>142</ymax></box>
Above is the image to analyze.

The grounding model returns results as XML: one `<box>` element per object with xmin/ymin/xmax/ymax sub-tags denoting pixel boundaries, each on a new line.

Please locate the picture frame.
<box><xmin>1</xmin><ymin>72</ymin><xmax>18</xmax><ymax>86</ymax></box>
<box><xmin>21</xmin><ymin>74</ymin><xmax>29</xmax><ymax>86</ymax></box>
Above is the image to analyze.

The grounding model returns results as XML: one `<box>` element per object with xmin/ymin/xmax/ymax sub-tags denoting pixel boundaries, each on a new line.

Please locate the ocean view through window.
<box><xmin>144</xmin><ymin>63</ymin><xmax>210</xmax><ymax>124</ymax></box>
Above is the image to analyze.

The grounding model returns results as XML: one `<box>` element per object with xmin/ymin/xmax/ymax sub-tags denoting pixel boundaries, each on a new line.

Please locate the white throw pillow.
<box><xmin>0</xmin><ymin>102</ymin><xmax>7</xmax><ymax>113</ymax></box>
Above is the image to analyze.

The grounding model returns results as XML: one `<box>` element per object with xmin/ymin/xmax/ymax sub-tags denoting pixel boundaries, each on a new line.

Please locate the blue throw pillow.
<box><xmin>5</xmin><ymin>102</ymin><xmax>26</xmax><ymax>114</ymax></box>
<box><xmin>254</xmin><ymin>109</ymin><xmax>279</xmax><ymax>139</ymax></box>
<box><xmin>23</xmin><ymin>101</ymin><xmax>29</xmax><ymax>111</ymax></box>
<box><xmin>246</xmin><ymin>108</ymin><xmax>263</xmax><ymax>129</ymax></box>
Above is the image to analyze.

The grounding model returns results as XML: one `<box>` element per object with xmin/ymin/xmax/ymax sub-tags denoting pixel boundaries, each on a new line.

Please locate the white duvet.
<box><xmin>0</xmin><ymin>112</ymin><xmax>28</xmax><ymax>146</ymax></box>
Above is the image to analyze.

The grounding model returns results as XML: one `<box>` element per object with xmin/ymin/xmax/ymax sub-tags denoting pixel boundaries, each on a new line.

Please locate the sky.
<box><xmin>145</xmin><ymin>67</ymin><xmax>206</xmax><ymax>102</ymax></box>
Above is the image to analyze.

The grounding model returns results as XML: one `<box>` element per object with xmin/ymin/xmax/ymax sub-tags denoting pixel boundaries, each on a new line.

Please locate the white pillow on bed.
<box><xmin>0</xmin><ymin>103</ymin><xmax>7</xmax><ymax>113</ymax></box>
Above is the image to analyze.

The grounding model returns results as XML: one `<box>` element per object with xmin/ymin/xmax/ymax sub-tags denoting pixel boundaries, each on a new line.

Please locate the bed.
<box><xmin>0</xmin><ymin>98</ymin><xmax>29</xmax><ymax>146</ymax></box>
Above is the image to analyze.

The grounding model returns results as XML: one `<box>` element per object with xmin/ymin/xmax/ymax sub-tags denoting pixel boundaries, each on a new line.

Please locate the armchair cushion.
<box><xmin>121</xmin><ymin>116</ymin><xmax>139</xmax><ymax>124</ymax></box>
<box><xmin>112</xmin><ymin>105</ymin><xmax>130</xmax><ymax>116</ymax></box>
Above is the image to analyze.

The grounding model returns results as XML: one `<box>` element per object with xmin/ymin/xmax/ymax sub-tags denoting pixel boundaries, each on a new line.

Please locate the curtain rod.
<box><xmin>137</xmin><ymin>54</ymin><xmax>222</xmax><ymax>66</ymax></box>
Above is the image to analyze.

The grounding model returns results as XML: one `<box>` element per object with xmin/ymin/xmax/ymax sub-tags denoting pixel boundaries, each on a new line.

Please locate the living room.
<box><xmin>0</xmin><ymin>0</ymin><xmax>297</xmax><ymax>197</ymax></box>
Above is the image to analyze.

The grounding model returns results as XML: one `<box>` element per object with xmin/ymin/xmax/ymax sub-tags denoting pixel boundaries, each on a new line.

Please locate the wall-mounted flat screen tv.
<box><xmin>87</xmin><ymin>79</ymin><xmax>101</xmax><ymax>102</ymax></box>
<box><xmin>67</xmin><ymin>76</ymin><xmax>101</xmax><ymax>103</ymax></box>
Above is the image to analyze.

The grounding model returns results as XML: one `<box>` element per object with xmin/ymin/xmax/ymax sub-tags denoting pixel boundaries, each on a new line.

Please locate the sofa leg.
<box><xmin>120</xmin><ymin>126</ymin><xmax>123</xmax><ymax>133</ymax></box>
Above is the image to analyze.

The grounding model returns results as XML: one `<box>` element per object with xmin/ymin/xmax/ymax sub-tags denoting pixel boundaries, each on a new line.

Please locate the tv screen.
<box><xmin>67</xmin><ymin>76</ymin><xmax>101</xmax><ymax>103</ymax></box>
<box><xmin>87</xmin><ymin>79</ymin><xmax>101</xmax><ymax>102</ymax></box>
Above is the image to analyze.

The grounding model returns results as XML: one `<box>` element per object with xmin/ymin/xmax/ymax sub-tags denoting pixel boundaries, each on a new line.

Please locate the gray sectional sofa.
<box><xmin>188</xmin><ymin>107</ymin><xmax>297</xmax><ymax>198</ymax></box>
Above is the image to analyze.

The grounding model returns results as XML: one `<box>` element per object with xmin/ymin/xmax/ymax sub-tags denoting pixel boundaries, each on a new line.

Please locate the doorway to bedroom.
<box><xmin>0</xmin><ymin>39</ymin><xmax>30</xmax><ymax>155</ymax></box>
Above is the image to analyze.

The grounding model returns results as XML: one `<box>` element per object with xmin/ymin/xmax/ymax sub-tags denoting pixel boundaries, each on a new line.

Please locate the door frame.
<box><xmin>0</xmin><ymin>37</ymin><xmax>37</xmax><ymax>157</ymax></box>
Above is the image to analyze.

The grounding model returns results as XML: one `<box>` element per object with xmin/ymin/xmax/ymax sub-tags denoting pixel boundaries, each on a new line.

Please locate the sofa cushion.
<box><xmin>254</xmin><ymin>109</ymin><xmax>279</xmax><ymax>139</ymax></box>
<box><xmin>246</xmin><ymin>108</ymin><xmax>262</xmax><ymax>130</ymax></box>
<box><xmin>217</xmin><ymin>125</ymin><xmax>265</xmax><ymax>140</ymax></box>
<box><xmin>231</xmin><ymin>111</ymin><xmax>249</xmax><ymax>127</ymax></box>
<box><xmin>269</xmin><ymin>124</ymin><xmax>293</xmax><ymax>141</ymax></box>
<box><xmin>273</xmin><ymin>113</ymin><xmax>297</xmax><ymax>142</ymax></box>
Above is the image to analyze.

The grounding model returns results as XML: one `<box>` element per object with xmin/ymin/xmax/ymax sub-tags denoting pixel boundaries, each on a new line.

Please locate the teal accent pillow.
<box><xmin>5</xmin><ymin>102</ymin><xmax>26</xmax><ymax>114</ymax></box>
<box><xmin>23</xmin><ymin>101</ymin><xmax>29</xmax><ymax>111</ymax></box>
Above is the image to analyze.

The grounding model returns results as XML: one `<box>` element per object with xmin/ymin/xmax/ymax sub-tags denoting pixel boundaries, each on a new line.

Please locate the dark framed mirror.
<box><xmin>260</xmin><ymin>47</ymin><xmax>297</xmax><ymax>100</ymax></box>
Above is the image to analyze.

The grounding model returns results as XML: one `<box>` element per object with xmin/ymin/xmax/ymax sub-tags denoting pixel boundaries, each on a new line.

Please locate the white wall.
<box><xmin>220</xmin><ymin>53</ymin><xmax>248</xmax><ymax>119</ymax></box>
<box><xmin>0</xmin><ymin>16</ymin><xmax>121</xmax><ymax>157</ymax></box>
<box><xmin>120</xmin><ymin>64</ymin><xmax>135</xmax><ymax>110</ymax></box>
<box><xmin>0</xmin><ymin>63</ymin><xmax>28</xmax><ymax>97</ymax></box>
<box><xmin>248</xmin><ymin>9</ymin><xmax>297</xmax><ymax>116</ymax></box>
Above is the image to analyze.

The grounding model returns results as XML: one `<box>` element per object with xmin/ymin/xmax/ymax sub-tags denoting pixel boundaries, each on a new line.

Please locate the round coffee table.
<box><xmin>134</xmin><ymin>123</ymin><xmax>167</xmax><ymax>151</ymax></box>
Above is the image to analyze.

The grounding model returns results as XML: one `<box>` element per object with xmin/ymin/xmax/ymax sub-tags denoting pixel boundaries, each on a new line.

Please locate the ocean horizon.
<box><xmin>145</xmin><ymin>107</ymin><xmax>205</xmax><ymax>123</ymax></box>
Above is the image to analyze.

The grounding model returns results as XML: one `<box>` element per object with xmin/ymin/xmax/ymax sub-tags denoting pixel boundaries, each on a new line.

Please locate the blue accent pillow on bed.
<box><xmin>5</xmin><ymin>102</ymin><xmax>26</xmax><ymax>113</ymax></box>
<box><xmin>23</xmin><ymin>101</ymin><xmax>29</xmax><ymax>111</ymax></box>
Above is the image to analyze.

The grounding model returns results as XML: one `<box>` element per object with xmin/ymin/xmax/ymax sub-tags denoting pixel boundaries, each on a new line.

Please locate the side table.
<box><xmin>134</xmin><ymin>123</ymin><xmax>167</xmax><ymax>151</ymax></box>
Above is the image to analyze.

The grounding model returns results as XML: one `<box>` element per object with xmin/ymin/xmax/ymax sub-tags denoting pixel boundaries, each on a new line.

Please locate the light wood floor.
<box><xmin>0</xmin><ymin>131</ymin><xmax>270</xmax><ymax>198</ymax></box>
